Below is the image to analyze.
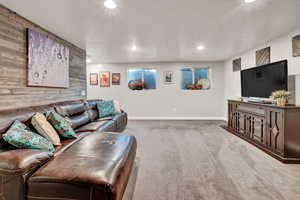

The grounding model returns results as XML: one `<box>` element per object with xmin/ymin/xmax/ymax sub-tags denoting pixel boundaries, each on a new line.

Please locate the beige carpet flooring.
<box><xmin>125</xmin><ymin>120</ymin><xmax>300</xmax><ymax>200</ymax></box>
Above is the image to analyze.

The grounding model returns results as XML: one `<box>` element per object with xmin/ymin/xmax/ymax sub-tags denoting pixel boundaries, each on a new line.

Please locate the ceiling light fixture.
<box><xmin>197</xmin><ymin>45</ymin><xmax>205</xmax><ymax>51</ymax></box>
<box><xmin>86</xmin><ymin>57</ymin><xmax>92</xmax><ymax>63</ymax></box>
<box><xmin>104</xmin><ymin>0</ymin><xmax>117</xmax><ymax>9</ymax></box>
<box><xmin>131</xmin><ymin>44</ymin><xmax>137</xmax><ymax>52</ymax></box>
<box><xmin>244</xmin><ymin>0</ymin><xmax>256</xmax><ymax>3</ymax></box>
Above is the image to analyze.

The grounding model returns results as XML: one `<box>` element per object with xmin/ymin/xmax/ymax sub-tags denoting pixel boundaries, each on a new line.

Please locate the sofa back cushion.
<box><xmin>86</xmin><ymin>100</ymin><xmax>103</xmax><ymax>121</ymax></box>
<box><xmin>55</xmin><ymin>102</ymin><xmax>87</xmax><ymax>117</ymax></box>
<box><xmin>67</xmin><ymin>111</ymin><xmax>91</xmax><ymax>129</ymax></box>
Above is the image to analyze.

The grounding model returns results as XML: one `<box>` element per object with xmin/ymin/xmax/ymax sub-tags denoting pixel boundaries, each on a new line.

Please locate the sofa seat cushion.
<box><xmin>0</xmin><ymin>149</ymin><xmax>53</xmax><ymax>175</ymax></box>
<box><xmin>28</xmin><ymin>133</ymin><xmax>137</xmax><ymax>200</ymax></box>
<box><xmin>75</xmin><ymin>121</ymin><xmax>109</xmax><ymax>133</ymax></box>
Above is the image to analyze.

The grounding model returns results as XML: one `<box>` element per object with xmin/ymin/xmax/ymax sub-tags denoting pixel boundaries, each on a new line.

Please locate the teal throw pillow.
<box><xmin>46</xmin><ymin>111</ymin><xmax>77</xmax><ymax>139</ymax></box>
<box><xmin>97</xmin><ymin>100</ymin><xmax>116</xmax><ymax>118</ymax></box>
<box><xmin>2</xmin><ymin>120</ymin><xmax>55</xmax><ymax>152</ymax></box>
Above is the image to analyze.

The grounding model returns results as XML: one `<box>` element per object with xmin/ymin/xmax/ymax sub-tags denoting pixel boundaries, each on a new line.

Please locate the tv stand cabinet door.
<box><xmin>228</xmin><ymin>103</ymin><xmax>238</xmax><ymax>131</ymax></box>
<box><xmin>249</xmin><ymin>115</ymin><xmax>266</xmax><ymax>145</ymax></box>
<box><xmin>266</xmin><ymin>109</ymin><xmax>285</xmax><ymax>155</ymax></box>
<box><xmin>237</xmin><ymin>112</ymin><xmax>247</xmax><ymax>135</ymax></box>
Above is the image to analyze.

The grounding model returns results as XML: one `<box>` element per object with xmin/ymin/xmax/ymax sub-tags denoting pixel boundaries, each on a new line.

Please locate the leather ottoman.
<box><xmin>27</xmin><ymin>132</ymin><xmax>137</xmax><ymax>200</ymax></box>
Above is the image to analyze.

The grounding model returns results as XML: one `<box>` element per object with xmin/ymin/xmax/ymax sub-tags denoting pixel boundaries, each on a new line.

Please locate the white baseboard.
<box><xmin>128</xmin><ymin>117</ymin><xmax>227</xmax><ymax>121</ymax></box>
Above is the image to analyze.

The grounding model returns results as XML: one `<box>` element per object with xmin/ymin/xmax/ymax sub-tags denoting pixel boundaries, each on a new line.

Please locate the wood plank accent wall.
<box><xmin>0</xmin><ymin>5</ymin><xmax>86</xmax><ymax>111</ymax></box>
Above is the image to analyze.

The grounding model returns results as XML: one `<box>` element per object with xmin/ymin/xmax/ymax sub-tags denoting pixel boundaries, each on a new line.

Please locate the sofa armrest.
<box><xmin>0</xmin><ymin>149</ymin><xmax>53</xmax><ymax>175</ymax></box>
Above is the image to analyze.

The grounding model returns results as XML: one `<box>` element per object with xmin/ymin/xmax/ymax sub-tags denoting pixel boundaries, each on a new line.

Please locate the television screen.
<box><xmin>241</xmin><ymin>60</ymin><xmax>288</xmax><ymax>98</ymax></box>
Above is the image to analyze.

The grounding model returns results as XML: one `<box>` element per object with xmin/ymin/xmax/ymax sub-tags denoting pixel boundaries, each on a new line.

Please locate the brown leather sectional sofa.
<box><xmin>0</xmin><ymin>99</ymin><xmax>136</xmax><ymax>200</ymax></box>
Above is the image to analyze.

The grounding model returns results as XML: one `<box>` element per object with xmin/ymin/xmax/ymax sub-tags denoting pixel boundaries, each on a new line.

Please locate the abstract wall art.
<box><xmin>90</xmin><ymin>73</ymin><xmax>98</xmax><ymax>86</ymax></box>
<box><xmin>27</xmin><ymin>29</ymin><xmax>69</xmax><ymax>88</ymax></box>
<box><xmin>256</xmin><ymin>47</ymin><xmax>270</xmax><ymax>66</ymax></box>
<box><xmin>100</xmin><ymin>71</ymin><xmax>110</xmax><ymax>87</ymax></box>
<box><xmin>112</xmin><ymin>73</ymin><xmax>121</xmax><ymax>85</ymax></box>
<box><xmin>292</xmin><ymin>35</ymin><xmax>300</xmax><ymax>57</ymax></box>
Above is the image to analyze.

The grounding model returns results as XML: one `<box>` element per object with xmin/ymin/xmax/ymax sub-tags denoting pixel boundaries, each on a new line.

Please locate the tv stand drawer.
<box><xmin>237</xmin><ymin>105</ymin><xmax>265</xmax><ymax>116</ymax></box>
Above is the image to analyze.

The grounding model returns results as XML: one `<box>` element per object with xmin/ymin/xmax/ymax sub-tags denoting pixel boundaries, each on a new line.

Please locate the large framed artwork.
<box><xmin>99</xmin><ymin>72</ymin><xmax>110</xmax><ymax>87</ymax></box>
<box><xmin>292</xmin><ymin>35</ymin><xmax>300</xmax><ymax>57</ymax></box>
<box><xmin>90</xmin><ymin>73</ymin><xmax>98</xmax><ymax>86</ymax></box>
<box><xmin>27</xmin><ymin>29</ymin><xmax>69</xmax><ymax>88</ymax></box>
<box><xmin>112</xmin><ymin>73</ymin><xmax>121</xmax><ymax>85</ymax></box>
<box><xmin>256</xmin><ymin>47</ymin><xmax>270</xmax><ymax>66</ymax></box>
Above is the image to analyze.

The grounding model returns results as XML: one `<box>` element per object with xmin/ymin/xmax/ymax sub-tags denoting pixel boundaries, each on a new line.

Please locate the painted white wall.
<box><xmin>224</xmin><ymin>28</ymin><xmax>300</xmax><ymax>118</ymax></box>
<box><xmin>87</xmin><ymin>62</ymin><xmax>225</xmax><ymax>120</ymax></box>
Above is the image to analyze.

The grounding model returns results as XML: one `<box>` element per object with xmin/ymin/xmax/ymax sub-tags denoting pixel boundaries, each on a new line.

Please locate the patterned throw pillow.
<box><xmin>46</xmin><ymin>111</ymin><xmax>77</xmax><ymax>139</ymax></box>
<box><xmin>2</xmin><ymin>120</ymin><xmax>55</xmax><ymax>152</ymax></box>
<box><xmin>31</xmin><ymin>113</ymin><xmax>61</xmax><ymax>146</ymax></box>
<box><xmin>97</xmin><ymin>100</ymin><xmax>116</xmax><ymax>118</ymax></box>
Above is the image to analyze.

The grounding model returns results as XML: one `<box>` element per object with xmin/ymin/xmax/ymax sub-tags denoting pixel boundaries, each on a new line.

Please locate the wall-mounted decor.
<box><xmin>256</xmin><ymin>47</ymin><xmax>270</xmax><ymax>66</ymax></box>
<box><xmin>112</xmin><ymin>73</ymin><xmax>121</xmax><ymax>85</ymax></box>
<box><xmin>27</xmin><ymin>29</ymin><xmax>69</xmax><ymax>88</ymax></box>
<box><xmin>90</xmin><ymin>73</ymin><xmax>98</xmax><ymax>86</ymax></box>
<box><xmin>163</xmin><ymin>71</ymin><xmax>174</xmax><ymax>84</ymax></box>
<box><xmin>232</xmin><ymin>58</ymin><xmax>241</xmax><ymax>72</ymax></box>
<box><xmin>181</xmin><ymin>68</ymin><xmax>211</xmax><ymax>90</ymax></box>
<box><xmin>128</xmin><ymin>69</ymin><xmax>157</xmax><ymax>90</ymax></box>
<box><xmin>99</xmin><ymin>72</ymin><xmax>110</xmax><ymax>87</ymax></box>
<box><xmin>292</xmin><ymin>35</ymin><xmax>300</xmax><ymax>57</ymax></box>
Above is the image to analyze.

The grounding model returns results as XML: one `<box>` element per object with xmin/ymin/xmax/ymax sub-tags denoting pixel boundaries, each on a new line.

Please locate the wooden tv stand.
<box><xmin>224</xmin><ymin>100</ymin><xmax>300</xmax><ymax>164</ymax></box>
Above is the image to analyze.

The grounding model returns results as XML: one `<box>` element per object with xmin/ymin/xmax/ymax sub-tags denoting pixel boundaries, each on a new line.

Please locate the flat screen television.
<box><xmin>241</xmin><ymin>60</ymin><xmax>288</xmax><ymax>98</ymax></box>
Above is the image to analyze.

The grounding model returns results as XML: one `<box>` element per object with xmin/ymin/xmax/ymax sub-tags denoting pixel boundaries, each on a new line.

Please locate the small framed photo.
<box><xmin>112</xmin><ymin>73</ymin><xmax>121</xmax><ymax>85</ymax></box>
<box><xmin>164</xmin><ymin>71</ymin><xmax>174</xmax><ymax>84</ymax></box>
<box><xmin>90</xmin><ymin>73</ymin><xmax>98</xmax><ymax>86</ymax></box>
<box><xmin>99</xmin><ymin>71</ymin><xmax>110</xmax><ymax>87</ymax></box>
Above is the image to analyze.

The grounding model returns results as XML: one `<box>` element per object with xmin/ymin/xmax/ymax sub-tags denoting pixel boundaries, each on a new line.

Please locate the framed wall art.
<box><xmin>112</xmin><ymin>73</ymin><xmax>121</xmax><ymax>85</ymax></box>
<box><xmin>90</xmin><ymin>73</ymin><xmax>98</xmax><ymax>86</ymax></box>
<box><xmin>99</xmin><ymin>72</ymin><xmax>110</xmax><ymax>87</ymax></box>
<box><xmin>27</xmin><ymin>29</ymin><xmax>69</xmax><ymax>88</ymax></box>
<box><xmin>163</xmin><ymin>71</ymin><xmax>174</xmax><ymax>84</ymax></box>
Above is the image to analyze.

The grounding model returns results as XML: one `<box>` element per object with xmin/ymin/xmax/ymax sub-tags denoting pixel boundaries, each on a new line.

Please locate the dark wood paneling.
<box><xmin>0</xmin><ymin>5</ymin><xmax>86</xmax><ymax>111</ymax></box>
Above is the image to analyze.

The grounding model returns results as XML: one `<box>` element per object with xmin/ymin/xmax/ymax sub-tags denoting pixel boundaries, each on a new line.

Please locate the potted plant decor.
<box><xmin>271</xmin><ymin>90</ymin><xmax>290</xmax><ymax>106</ymax></box>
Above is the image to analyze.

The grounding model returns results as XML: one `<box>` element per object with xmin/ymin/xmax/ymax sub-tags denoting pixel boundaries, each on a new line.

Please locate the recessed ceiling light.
<box><xmin>244</xmin><ymin>0</ymin><xmax>256</xmax><ymax>3</ymax></box>
<box><xmin>86</xmin><ymin>57</ymin><xmax>92</xmax><ymax>63</ymax></box>
<box><xmin>131</xmin><ymin>44</ymin><xmax>137</xmax><ymax>52</ymax></box>
<box><xmin>197</xmin><ymin>45</ymin><xmax>205</xmax><ymax>51</ymax></box>
<box><xmin>104</xmin><ymin>0</ymin><xmax>117</xmax><ymax>9</ymax></box>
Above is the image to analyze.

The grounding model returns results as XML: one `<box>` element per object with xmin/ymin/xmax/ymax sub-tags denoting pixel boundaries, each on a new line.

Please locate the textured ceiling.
<box><xmin>1</xmin><ymin>0</ymin><xmax>300</xmax><ymax>63</ymax></box>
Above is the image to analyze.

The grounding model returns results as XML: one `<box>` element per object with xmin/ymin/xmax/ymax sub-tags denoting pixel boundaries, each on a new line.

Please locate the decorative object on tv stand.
<box><xmin>292</xmin><ymin>35</ymin><xmax>300</xmax><ymax>57</ymax></box>
<box><xmin>163</xmin><ymin>71</ymin><xmax>174</xmax><ymax>84</ymax></box>
<box><xmin>271</xmin><ymin>90</ymin><xmax>290</xmax><ymax>106</ymax></box>
<box><xmin>99</xmin><ymin>72</ymin><xmax>110</xmax><ymax>87</ymax></box>
<box><xmin>112</xmin><ymin>73</ymin><xmax>121</xmax><ymax>85</ymax></box>
<box><xmin>27</xmin><ymin>29</ymin><xmax>70</xmax><ymax>88</ymax></box>
<box><xmin>90</xmin><ymin>73</ymin><xmax>98</xmax><ymax>86</ymax></box>
<box><xmin>232</xmin><ymin>57</ymin><xmax>241</xmax><ymax>72</ymax></box>
<box><xmin>256</xmin><ymin>47</ymin><xmax>270</xmax><ymax>66</ymax></box>
<box><xmin>181</xmin><ymin>68</ymin><xmax>211</xmax><ymax>90</ymax></box>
